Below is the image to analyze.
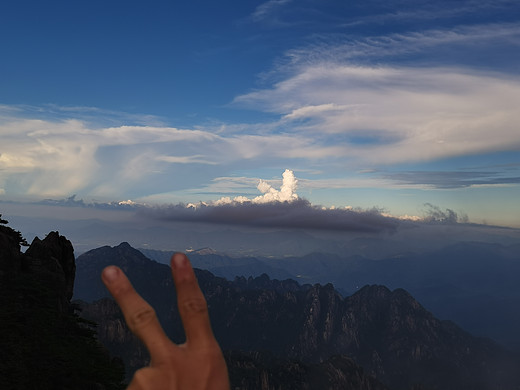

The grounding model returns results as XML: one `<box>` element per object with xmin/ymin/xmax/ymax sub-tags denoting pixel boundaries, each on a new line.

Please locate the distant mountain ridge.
<box><xmin>140</xmin><ymin>242</ymin><xmax>520</xmax><ymax>349</ymax></box>
<box><xmin>75</xmin><ymin>242</ymin><xmax>520</xmax><ymax>390</ymax></box>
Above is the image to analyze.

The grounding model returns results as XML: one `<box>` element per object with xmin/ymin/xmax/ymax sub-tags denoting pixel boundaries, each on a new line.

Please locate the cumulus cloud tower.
<box><xmin>254</xmin><ymin>169</ymin><xmax>299</xmax><ymax>203</ymax></box>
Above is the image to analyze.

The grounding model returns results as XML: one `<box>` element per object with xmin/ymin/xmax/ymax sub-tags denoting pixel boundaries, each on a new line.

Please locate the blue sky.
<box><xmin>1</xmin><ymin>0</ymin><xmax>520</xmax><ymax>228</ymax></box>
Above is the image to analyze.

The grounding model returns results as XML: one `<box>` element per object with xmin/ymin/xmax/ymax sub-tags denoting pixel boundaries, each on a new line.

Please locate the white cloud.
<box><xmin>0</xmin><ymin>110</ymin><xmax>326</xmax><ymax>199</ymax></box>
<box><xmin>235</xmin><ymin>64</ymin><xmax>520</xmax><ymax>165</ymax></box>
<box><xmin>1</xmin><ymin>21</ymin><xmax>520</xmax><ymax>202</ymax></box>
<box><xmin>2</xmin><ymin>62</ymin><xmax>519</xmax><ymax>201</ymax></box>
<box><xmin>210</xmin><ymin>169</ymin><xmax>299</xmax><ymax>205</ymax></box>
<box><xmin>0</xmin><ymin>117</ymin><xmax>224</xmax><ymax>197</ymax></box>
<box><xmin>100</xmin><ymin>125</ymin><xmax>220</xmax><ymax>145</ymax></box>
<box><xmin>253</xmin><ymin>168</ymin><xmax>298</xmax><ymax>203</ymax></box>
<box><xmin>0</xmin><ymin>118</ymin><xmax>98</xmax><ymax>196</ymax></box>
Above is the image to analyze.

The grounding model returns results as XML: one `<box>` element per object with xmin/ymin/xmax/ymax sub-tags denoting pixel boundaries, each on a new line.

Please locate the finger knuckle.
<box><xmin>128</xmin><ymin>307</ymin><xmax>157</xmax><ymax>330</ymax></box>
<box><xmin>181</xmin><ymin>297</ymin><xmax>208</xmax><ymax>316</ymax></box>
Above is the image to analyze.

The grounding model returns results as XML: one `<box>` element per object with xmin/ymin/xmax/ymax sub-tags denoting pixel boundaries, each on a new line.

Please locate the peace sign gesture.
<box><xmin>102</xmin><ymin>253</ymin><xmax>230</xmax><ymax>390</ymax></box>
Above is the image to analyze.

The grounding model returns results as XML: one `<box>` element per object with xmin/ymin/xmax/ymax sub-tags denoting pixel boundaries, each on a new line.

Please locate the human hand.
<box><xmin>101</xmin><ymin>252</ymin><xmax>230</xmax><ymax>390</ymax></box>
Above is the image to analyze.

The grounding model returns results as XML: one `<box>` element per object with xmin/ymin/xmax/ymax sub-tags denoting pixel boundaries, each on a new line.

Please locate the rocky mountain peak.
<box><xmin>24</xmin><ymin>231</ymin><xmax>76</xmax><ymax>302</ymax></box>
<box><xmin>0</xmin><ymin>222</ymin><xmax>125</xmax><ymax>389</ymax></box>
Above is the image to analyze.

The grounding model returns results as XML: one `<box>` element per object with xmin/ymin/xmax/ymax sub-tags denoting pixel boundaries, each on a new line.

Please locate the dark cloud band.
<box><xmin>142</xmin><ymin>198</ymin><xmax>401</xmax><ymax>233</ymax></box>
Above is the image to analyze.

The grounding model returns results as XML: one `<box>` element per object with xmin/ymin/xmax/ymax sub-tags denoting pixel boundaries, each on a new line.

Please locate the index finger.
<box><xmin>102</xmin><ymin>266</ymin><xmax>174</xmax><ymax>363</ymax></box>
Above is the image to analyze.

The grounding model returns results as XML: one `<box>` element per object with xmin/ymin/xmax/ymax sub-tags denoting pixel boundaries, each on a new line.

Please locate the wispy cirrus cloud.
<box><xmin>250</xmin><ymin>0</ymin><xmax>293</xmax><ymax>23</ymax></box>
<box><xmin>263</xmin><ymin>22</ymin><xmax>520</xmax><ymax>74</ymax></box>
<box><xmin>339</xmin><ymin>0</ymin><xmax>519</xmax><ymax>27</ymax></box>
<box><xmin>282</xmin><ymin>103</ymin><xmax>349</xmax><ymax>120</ymax></box>
<box><xmin>0</xmin><ymin>103</ymin><xmax>168</xmax><ymax>128</ymax></box>
<box><xmin>383</xmin><ymin>170</ymin><xmax>520</xmax><ymax>189</ymax></box>
<box><xmin>156</xmin><ymin>155</ymin><xmax>219</xmax><ymax>165</ymax></box>
<box><xmin>235</xmin><ymin>64</ymin><xmax>520</xmax><ymax>165</ymax></box>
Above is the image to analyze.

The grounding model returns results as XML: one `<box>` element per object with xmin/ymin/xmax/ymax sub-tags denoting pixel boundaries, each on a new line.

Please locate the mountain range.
<box><xmin>75</xmin><ymin>242</ymin><xmax>520</xmax><ymax>390</ymax></box>
<box><xmin>140</xmin><ymin>241</ymin><xmax>520</xmax><ymax>350</ymax></box>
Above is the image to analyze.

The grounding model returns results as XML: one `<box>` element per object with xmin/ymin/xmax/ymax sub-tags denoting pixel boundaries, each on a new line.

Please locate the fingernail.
<box><xmin>103</xmin><ymin>266</ymin><xmax>120</xmax><ymax>282</ymax></box>
<box><xmin>172</xmin><ymin>253</ymin><xmax>188</xmax><ymax>270</ymax></box>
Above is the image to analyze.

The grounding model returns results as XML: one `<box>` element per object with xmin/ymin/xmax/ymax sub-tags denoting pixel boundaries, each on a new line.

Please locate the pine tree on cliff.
<box><xmin>0</xmin><ymin>214</ymin><xmax>28</xmax><ymax>246</ymax></box>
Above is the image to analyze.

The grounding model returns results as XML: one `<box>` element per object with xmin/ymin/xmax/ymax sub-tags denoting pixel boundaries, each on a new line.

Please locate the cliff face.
<box><xmin>80</xmin><ymin>297</ymin><xmax>151</xmax><ymax>377</ymax></box>
<box><xmin>76</xmin><ymin>242</ymin><xmax>520</xmax><ymax>390</ymax></box>
<box><xmin>0</xmin><ymin>222</ymin><xmax>125</xmax><ymax>390</ymax></box>
<box><xmin>23</xmin><ymin>231</ymin><xmax>77</xmax><ymax>311</ymax></box>
<box><xmin>224</xmin><ymin>352</ymin><xmax>390</xmax><ymax>390</ymax></box>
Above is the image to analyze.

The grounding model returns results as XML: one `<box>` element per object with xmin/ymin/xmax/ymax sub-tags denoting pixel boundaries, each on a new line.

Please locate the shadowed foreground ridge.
<box><xmin>76</xmin><ymin>242</ymin><xmax>520</xmax><ymax>390</ymax></box>
<box><xmin>0</xmin><ymin>218</ymin><xmax>125</xmax><ymax>390</ymax></box>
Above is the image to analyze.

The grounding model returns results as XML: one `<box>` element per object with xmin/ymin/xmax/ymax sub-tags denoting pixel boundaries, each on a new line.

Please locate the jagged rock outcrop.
<box><xmin>78</xmin><ymin>299</ymin><xmax>390</xmax><ymax>390</ymax></box>
<box><xmin>75</xmin><ymin>242</ymin><xmax>520</xmax><ymax>390</ymax></box>
<box><xmin>23</xmin><ymin>231</ymin><xmax>76</xmax><ymax>311</ymax></box>
<box><xmin>0</xmin><ymin>221</ymin><xmax>125</xmax><ymax>390</ymax></box>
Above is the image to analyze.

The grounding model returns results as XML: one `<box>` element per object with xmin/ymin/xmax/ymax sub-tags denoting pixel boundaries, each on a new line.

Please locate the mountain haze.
<box><xmin>141</xmin><ymin>240</ymin><xmax>520</xmax><ymax>349</ymax></box>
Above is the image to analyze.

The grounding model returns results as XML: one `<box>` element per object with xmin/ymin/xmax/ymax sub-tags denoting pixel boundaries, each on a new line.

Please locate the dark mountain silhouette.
<box><xmin>75</xmin><ymin>243</ymin><xmax>388</xmax><ymax>389</ymax></box>
<box><xmin>224</xmin><ymin>351</ymin><xmax>390</xmax><ymax>390</ymax></box>
<box><xmin>75</xmin><ymin>242</ymin><xmax>520</xmax><ymax>390</ymax></box>
<box><xmin>0</xmin><ymin>217</ymin><xmax>125</xmax><ymax>389</ymax></box>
